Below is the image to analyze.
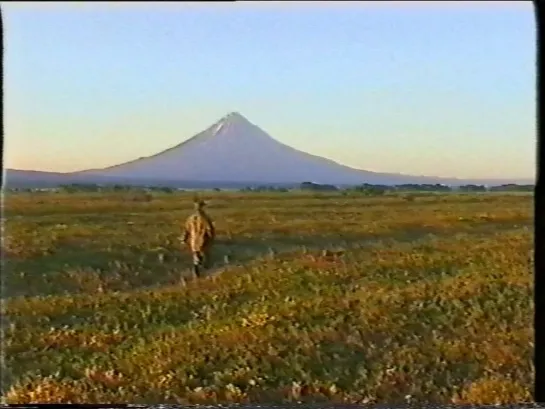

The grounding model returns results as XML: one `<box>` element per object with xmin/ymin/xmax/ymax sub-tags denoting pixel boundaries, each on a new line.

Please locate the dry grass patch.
<box><xmin>453</xmin><ymin>376</ymin><xmax>533</xmax><ymax>404</ymax></box>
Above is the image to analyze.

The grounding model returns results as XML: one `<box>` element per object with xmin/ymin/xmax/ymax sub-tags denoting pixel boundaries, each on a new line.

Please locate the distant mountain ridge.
<box><xmin>5</xmin><ymin>112</ymin><xmax>534</xmax><ymax>188</ymax></box>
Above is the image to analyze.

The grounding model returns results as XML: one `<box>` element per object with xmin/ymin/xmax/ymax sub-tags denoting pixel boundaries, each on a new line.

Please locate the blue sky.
<box><xmin>3</xmin><ymin>1</ymin><xmax>536</xmax><ymax>179</ymax></box>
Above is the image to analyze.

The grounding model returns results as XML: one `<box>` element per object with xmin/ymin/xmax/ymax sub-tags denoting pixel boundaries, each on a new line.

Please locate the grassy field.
<box><xmin>2</xmin><ymin>191</ymin><xmax>534</xmax><ymax>404</ymax></box>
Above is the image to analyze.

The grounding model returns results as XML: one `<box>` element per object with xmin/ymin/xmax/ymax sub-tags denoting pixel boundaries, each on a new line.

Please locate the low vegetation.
<box><xmin>3</xmin><ymin>191</ymin><xmax>534</xmax><ymax>404</ymax></box>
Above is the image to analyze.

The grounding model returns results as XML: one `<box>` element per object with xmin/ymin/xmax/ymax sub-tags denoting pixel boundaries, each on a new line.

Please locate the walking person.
<box><xmin>181</xmin><ymin>199</ymin><xmax>215</xmax><ymax>277</ymax></box>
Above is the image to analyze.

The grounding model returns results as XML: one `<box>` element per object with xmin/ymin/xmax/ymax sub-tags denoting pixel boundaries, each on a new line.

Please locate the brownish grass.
<box><xmin>3</xmin><ymin>191</ymin><xmax>534</xmax><ymax>404</ymax></box>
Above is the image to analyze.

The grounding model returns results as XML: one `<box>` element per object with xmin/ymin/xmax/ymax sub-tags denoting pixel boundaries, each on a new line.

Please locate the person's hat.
<box><xmin>194</xmin><ymin>199</ymin><xmax>206</xmax><ymax>209</ymax></box>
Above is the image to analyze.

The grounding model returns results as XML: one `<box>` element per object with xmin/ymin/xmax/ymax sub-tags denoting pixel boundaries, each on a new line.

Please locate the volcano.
<box><xmin>74</xmin><ymin>112</ymin><xmax>447</xmax><ymax>185</ymax></box>
<box><xmin>7</xmin><ymin>112</ymin><xmax>533</xmax><ymax>188</ymax></box>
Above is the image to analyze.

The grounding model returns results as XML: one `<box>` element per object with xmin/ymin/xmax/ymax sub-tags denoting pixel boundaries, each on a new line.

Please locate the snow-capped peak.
<box><xmin>218</xmin><ymin>111</ymin><xmax>249</xmax><ymax>127</ymax></box>
<box><xmin>224</xmin><ymin>111</ymin><xmax>244</xmax><ymax>120</ymax></box>
<box><xmin>210</xmin><ymin>111</ymin><xmax>266</xmax><ymax>141</ymax></box>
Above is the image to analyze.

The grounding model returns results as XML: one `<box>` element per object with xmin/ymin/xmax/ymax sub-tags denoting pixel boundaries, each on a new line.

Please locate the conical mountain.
<box><xmin>76</xmin><ymin>112</ymin><xmax>451</xmax><ymax>185</ymax></box>
<box><xmin>6</xmin><ymin>112</ymin><xmax>533</xmax><ymax>188</ymax></box>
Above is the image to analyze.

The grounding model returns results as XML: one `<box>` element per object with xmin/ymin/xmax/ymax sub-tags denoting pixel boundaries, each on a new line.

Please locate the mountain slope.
<box><xmin>6</xmin><ymin>112</ymin><xmax>534</xmax><ymax>187</ymax></box>
<box><xmin>74</xmin><ymin>112</ymin><xmax>455</xmax><ymax>185</ymax></box>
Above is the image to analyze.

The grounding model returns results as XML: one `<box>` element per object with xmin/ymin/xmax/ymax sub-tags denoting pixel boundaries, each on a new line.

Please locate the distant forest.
<box><xmin>7</xmin><ymin>182</ymin><xmax>534</xmax><ymax>195</ymax></box>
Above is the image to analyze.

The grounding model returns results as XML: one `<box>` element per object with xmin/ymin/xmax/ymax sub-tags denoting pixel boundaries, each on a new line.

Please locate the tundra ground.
<box><xmin>3</xmin><ymin>191</ymin><xmax>534</xmax><ymax>404</ymax></box>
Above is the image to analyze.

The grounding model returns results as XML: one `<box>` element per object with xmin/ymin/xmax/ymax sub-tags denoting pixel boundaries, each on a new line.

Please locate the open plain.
<box><xmin>2</xmin><ymin>191</ymin><xmax>534</xmax><ymax>404</ymax></box>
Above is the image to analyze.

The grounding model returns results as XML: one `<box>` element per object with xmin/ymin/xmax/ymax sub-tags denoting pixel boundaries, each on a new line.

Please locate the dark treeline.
<box><xmin>487</xmin><ymin>184</ymin><xmax>535</xmax><ymax>192</ymax></box>
<box><xmin>8</xmin><ymin>184</ymin><xmax>177</xmax><ymax>194</ymax></box>
<box><xmin>296</xmin><ymin>182</ymin><xmax>533</xmax><ymax>194</ymax></box>
<box><xmin>8</xmin><ymin>182</ymin><xmax>534</xmax><ymax>194</ymax></box>
<box><xmin>61</xmin><ymin>184</ymin><xmax>177</xmax><ymax>193</ymax></box>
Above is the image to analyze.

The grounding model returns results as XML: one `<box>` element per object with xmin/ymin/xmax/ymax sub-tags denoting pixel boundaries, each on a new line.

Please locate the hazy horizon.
<box><xmin>3</xmin><ymin>1</ymin><xmax>536</xmax><ymax>180</ymax></box>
